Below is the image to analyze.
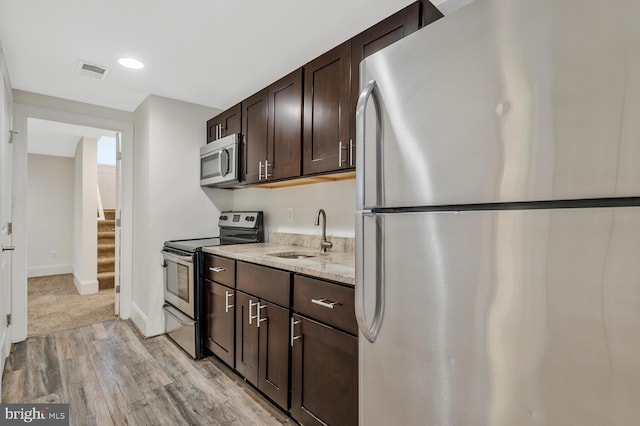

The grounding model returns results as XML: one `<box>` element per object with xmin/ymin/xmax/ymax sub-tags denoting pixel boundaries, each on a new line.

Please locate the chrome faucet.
<box><xmin>314</xmin><ymin>209</ymin><xmax>333</xmax><ymax>253</ymax></box>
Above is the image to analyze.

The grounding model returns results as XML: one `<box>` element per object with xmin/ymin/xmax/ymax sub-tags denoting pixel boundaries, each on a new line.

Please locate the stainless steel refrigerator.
<box><xmin>354</xmin><ymin>0</ymin><xmax>640</xmax><ymax>424</ymax></box>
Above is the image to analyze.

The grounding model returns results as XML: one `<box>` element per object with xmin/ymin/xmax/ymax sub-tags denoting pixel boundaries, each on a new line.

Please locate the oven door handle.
<box><xmin>161</xmin><ymin>250</ymin><xmax>194</xmax><ymax>264</ymax></box>
<box><xmin>163</xmin><ymin>304</ymin><xmax>196</xmax><ymax>326</ymax></box>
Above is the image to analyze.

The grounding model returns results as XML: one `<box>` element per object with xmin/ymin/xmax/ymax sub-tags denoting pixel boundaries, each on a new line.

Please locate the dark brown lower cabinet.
<box><xmin>258</xmin><ymin>302</ymin><xmax>289</xmax><ymax>408</ymax></box>
<box><xmin>205</xmin><ymin>280</ymin><xmax>235</xmax><ymax>367</ymax></box>
<box><xmin>235</xmin><ymin>291</ymin><xmax>259</xmax><ymax>385</ymax></box>
<box><xmin>235</xmin><ymin>291</ymin><xmax>290</xmax><ymax>409</ymax></box>
<box><xmin>291</xmin><ymin>314</ymin><xmax>358</xmax><ymax>426</ymax></box>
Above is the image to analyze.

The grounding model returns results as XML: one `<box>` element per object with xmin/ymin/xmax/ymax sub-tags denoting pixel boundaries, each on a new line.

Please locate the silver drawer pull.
<box><xmin>311</xmin><ymin>298</ymin><xmax>339</xmax><ymax>309</ymax></box>
<box><xmin>209</xmin><ymin>267</ymin><xmax>226</xmax><ymax>273</ymax></box>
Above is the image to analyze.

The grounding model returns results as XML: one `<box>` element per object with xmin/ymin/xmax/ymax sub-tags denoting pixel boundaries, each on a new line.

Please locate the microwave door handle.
<box><xmin>218</xmin><ymin>149</ymin><xmax>224</xmax><ymax>177</ymax></box>
<box><xmin>220</xmin><ymin>148</ymin><xmax>230</xmax><ymax>177</ymax></box>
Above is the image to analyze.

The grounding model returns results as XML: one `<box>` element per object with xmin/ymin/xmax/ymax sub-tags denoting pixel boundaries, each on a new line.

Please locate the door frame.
<box><xmin>11</xmin><ymin>102</ymin><xmax>134</xmax><ymax>342</ymax></box>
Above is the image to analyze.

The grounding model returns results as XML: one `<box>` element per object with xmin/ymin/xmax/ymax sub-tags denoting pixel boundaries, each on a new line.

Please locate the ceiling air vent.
<box><xmin>77</xmin><ymin>60</ymin><xmax>110</xmax><ymax>80</ymax></box>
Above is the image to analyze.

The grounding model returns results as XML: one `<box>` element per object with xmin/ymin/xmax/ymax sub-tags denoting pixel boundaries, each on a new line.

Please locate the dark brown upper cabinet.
<box><xmin>303</xmin><ymin>41</ymin><xmax>352</xmax><ymax>176</ymax></box>
<box><xmin>241</xmin><ymin>89</ymin><xmax>268</xmax><ymax>184</ymax></box>
<box><xmin>349</xmin><ymin>1</ymin><xmax>438</xmax><ymax>154</ymax></box>
<box><xmin>207</xmin><ymin>103</ymin><xmax>241</xmax><ymax>143</ymax></box>
<box><xmin>240</xmin><ymin>69</ymin><xmax>302</xmax><ymax>184</ymax></box>
<box><xmin>268</xmin><ymin>68</ymin><xmax>303</xmax><ymax>181</ymax></box>
<box><xmin>421</xmin><ymin>0</ymin><xmax>444</xmax><ymax>28</ymax></box>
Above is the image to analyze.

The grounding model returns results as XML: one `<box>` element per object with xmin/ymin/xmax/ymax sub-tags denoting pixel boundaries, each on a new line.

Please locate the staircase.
<box><xmin>97</xmin><ymin>209</ymin><xmax>116</xmax><ymax>289</ymax></box>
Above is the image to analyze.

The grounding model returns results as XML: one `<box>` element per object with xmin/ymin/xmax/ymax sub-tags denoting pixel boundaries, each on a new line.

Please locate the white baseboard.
<box><xmin>73</xmin><ymin>274</ymin><xmax>98</xmax><ymax>295</ymax></box>
<box><xmin>131</xmin><ymin>302</ymin><xmax>165</xmax><ymax>338</ymax></box>
<box><xmin>130</xmin><ymin>302</ymin><xmax>148</xmax><ymax>336</ymax></box>
<box><xmin>28</xmin><ymin>264</ymin><xmax>73</xmax><ymax>278</ymax></box>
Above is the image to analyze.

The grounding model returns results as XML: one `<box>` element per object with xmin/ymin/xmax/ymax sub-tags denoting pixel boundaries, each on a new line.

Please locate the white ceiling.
<box><xmin>28</xmin><ymin>118</ymin><xmax>115</xmax><ymax>157</ymax></box>
<box><xmin>0</xmin><ymin>0</ymin><xmax>448</xmax><ymax>112</ymax></box>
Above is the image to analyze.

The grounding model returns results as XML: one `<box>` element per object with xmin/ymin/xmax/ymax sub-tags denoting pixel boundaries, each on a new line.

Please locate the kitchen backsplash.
<box><xmin>269</xmin><ymin>232</ymin><xmax>355</xmax><ymax>253</ymax></box>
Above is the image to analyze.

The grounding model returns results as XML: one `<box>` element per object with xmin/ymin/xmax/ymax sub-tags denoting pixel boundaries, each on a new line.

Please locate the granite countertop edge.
<box><xmin>202</xmin><ymin>243</ymin><xmax>355</xmax><ymax>286</ymax></box>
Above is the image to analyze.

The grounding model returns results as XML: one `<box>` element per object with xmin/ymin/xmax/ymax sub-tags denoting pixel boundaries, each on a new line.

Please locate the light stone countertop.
<box><xmin>202</xmin><ymin>243</ymin><xmax>355</xmax><ymax>286</ymax></box>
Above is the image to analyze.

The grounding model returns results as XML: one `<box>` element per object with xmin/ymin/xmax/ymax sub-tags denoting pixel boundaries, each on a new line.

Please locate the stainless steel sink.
<box><xmin>269</xmin><ymin>251</ymin><xmax>318</xmax><ymax>260</ymax></box>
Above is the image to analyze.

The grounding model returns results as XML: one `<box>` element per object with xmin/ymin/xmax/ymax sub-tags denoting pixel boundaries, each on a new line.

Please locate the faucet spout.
<box><xmin>314</xmin><ymin>209</ymin><xmax>333</xmax><ymax>253</ymax></box>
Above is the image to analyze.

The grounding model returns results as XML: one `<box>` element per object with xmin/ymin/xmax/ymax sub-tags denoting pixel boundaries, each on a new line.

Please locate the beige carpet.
<box><xmin>28</xmin><ymin>274</ymin><xmax>116</xmax><ymax>337</ymax></box>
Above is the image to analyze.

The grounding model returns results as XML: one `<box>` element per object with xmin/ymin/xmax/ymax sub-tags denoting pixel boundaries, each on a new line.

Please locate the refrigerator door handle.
<box><xmin>356</xmin><ymin>79</ymin><xmax>383</xmax><ymax>210</ymax></box>
<box><xmin>355</xmin><ymin>212</ymin><xmax>385</xmax><ymax>343</ymax></box>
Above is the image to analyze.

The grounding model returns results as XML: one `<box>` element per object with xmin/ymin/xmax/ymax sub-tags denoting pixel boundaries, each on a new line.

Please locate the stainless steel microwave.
<box><xmin>200</xmin><ymin>133</ymin><xmax>239</xmax><ymax>188</ymax></box>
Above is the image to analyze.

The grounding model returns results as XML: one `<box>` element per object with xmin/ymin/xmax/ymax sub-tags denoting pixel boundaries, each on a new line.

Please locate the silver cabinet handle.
<box><xmin>258</xmin><ymin>161</ymin><xmax>263</xmax><ymax>181</ymax></box>
<box><xmin>349</xmin><ymin>139</ymin><xmax>354</xmax><ymax>167</ymax></box>
<box><xmin>2</xmin><ymin>246</ymin><xmax>15</xmax><ymax>252</ymax></box>
<box><xmin>355</xmin><ymin>212</ymin><xmax>385</xmax><ymax>343</ymax></box>
<box><xmin>264</xmin><ymin>160</ymin><xmax>271</xmax><ymax>179</ymax></box>
<box><xmin>291</xmin><ymin>317</ymin><xmax>301</xmax><ymax>347</ymax></box>
<box><xmin>209</xmin><ymin>267</ymin><xmax>226</xmax><ymax>273</ymax></box>
<box><xmin>248</xmin><ymin>299</ymin><xmax>257</xmax><ymax>325</ymax></box>
<box><xmin>338</xmin><ymin>141</ymin><xmax>348</xmax><ymax>167</ymax></box>
<box><xmin>225</xmin><ymin>291</ymin><xmax>234</xmax><ymax>313</ymax></box>
<box><xmin>311</xmin><ymin>298</ymin><xmax>339</xmax><ymax>309</ymax></box>
<box><xmin>356</xmin><ymin>79</ymin><xmax>382</xmax><ymax>210</ymax></box>
<box><xmin>256</xmin><ymin>303</ymin><xmax>267</xmax><ymax>328</ymax></box>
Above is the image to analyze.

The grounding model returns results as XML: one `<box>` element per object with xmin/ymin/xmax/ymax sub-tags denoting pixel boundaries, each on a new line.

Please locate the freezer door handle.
<box><xmin>355</xmin><ymin>212</ymin><xmax>385</xmax><ymax>343</ymax></box>
<box><xmin>356</xmin><ymin>79</ymin><xmax>383</xmax><ymax>210</ymax></box>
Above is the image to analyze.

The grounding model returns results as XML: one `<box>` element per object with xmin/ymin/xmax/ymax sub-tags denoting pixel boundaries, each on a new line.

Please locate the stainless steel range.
<box><xmin>162</xmin><ymin>211</ymin><xmax>264</xmax><ymax>358</ymax></box>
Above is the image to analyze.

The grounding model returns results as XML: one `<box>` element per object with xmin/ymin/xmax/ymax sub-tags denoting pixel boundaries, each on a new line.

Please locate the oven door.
<box><xmin>161</xmin><ymin>250</ymin><xmax>195</xmax><ymax>317</ymax></box>
<box><xmin>200</xmin><ymin>134</ymin><xmax>239</xmax><ymax>187</ymax></box>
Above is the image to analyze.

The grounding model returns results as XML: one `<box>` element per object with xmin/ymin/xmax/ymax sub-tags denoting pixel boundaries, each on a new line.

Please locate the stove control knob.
<box><xmin>245</xmin><ymin>216</ymin><xmax>251</xmax><ymax>221</ymax></box>
<box><xmin>220</xmin><ymin>215</ymin><xmax>227</xmax><ymax>221</ymax></box>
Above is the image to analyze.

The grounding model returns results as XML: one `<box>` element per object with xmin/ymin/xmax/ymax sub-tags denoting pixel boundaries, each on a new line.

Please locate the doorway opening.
<box><xmin>25</xmin><ymin>118</ymin><xmax>121</xmax><ymax>337</ymax></box>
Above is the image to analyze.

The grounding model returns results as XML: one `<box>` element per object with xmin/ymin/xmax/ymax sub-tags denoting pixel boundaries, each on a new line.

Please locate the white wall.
<box><xmin>27</xmin><ymin>154</ymin><xmax>74</xmax><ymax>277</ymax></box>
<box><xmin>73</xmin><ymin>137</ymin><xmax>98</xmax><ymax>294</ymax></box>
<box><xmin>132</xmin><ymin>94</ymin><xmax>232</xmax><ymax>336</ymax></box>
<box><xmin>97</xmin><ymin>165</ymin><xmax>116</xmax><ymax>210</ymax></box>
<box><xmin>233</xmin><ymin>180</ymin><xmax>356</xmax><ymax>238</ymax></box>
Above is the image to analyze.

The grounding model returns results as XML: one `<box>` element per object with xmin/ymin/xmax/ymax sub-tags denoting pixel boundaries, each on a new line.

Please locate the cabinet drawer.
<box><xmin>294</xmin><ymin>275</ymin><xmax>356</xmax><ymax>335</ymax></box>
<box><xmin>236</xmin><ymin>261</ymin><xmax>290</xmax><ymax>307</ymax></box>
<box><xmin>203</xmin><ymin>254</ymin><xmax>235</xmax><ymax>287</ymax></box>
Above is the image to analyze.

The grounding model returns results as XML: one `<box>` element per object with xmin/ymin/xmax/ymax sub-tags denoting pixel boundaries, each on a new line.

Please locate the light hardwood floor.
<box><xmin>2</xmin><ymin>320</ymin><xmax>294</xmax><ymax>426</ymax></box>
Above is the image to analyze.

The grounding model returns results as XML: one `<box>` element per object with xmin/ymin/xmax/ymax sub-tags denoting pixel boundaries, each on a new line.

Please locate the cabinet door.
<box><xmin>241</xmin><ymin>89</ymin><xmax>268</xmax><ymax>183</ymax></box>
<box><xmin>349</xmin><ymin>2</ymin><xmax>421</xmax><ymax>153</ymax></box>
<box><xmin>235</xmin><ymin>291</ymin><xmax>259</xmax><ymax>385</ymax></box>
<box><xmin>420</xmin><ymin>0</ymin><xmax>444</xmax><ymax>28</ymax></box>
<box><xmin>219</xmin><ymin>103</ymin><xmax>242</xmax><ymax>139</ymax></box>
<box><xmin>268</xmin><ymin>68</ymin><xmax>303</xmax><ymax>181</ymax></box>
<box><xmin>291</xmin><ymin>314</ymin><xmax>358</xmax><ymax>426</ymax></box>
<box><xmin>303</xmin><ymin>42</ymin><xmax>351</xmax><ymax>175</ymax></box>
<box><xmin>205</xmin><ymin>280</ymin><xmax>235</xmax><ymax>367</ymax></box>
<box><xmin>257</xmin><ymin>301</ymin><xmax>290</xmax><ymax>409</ymax></box>
<box><xmin>206</xmin><ymin>117</ymin><xmax>220</xmax><ymax>143</ymax></box>
<box><xmin>207</xmin><ymin>103</ymin><xmax>241</xmax><ymax>142</ymax></box>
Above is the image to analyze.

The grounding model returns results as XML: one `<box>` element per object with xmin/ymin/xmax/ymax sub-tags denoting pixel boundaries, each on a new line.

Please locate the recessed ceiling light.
<box><xmin>118</xmin><ymin>58</ymin><xmax>144</xmax><ymax>70</ymax></box>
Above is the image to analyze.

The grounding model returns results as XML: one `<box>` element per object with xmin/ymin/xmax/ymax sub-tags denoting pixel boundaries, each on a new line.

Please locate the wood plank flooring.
<box><xmin>2</xmin><ymin>320</ymin><xmax>294</xmax><ymax>426</ymax></box>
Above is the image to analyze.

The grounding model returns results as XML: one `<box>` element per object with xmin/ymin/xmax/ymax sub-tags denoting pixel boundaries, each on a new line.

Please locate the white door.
<box><xmin>113</xmin><ymin>132</ymin><xmax>122</xmax><ymax>316</ymax></box>
<box><xmin>0</xmin><ymin>64</ymin><xmax>14</xmax><ymax>366</ymax></box>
